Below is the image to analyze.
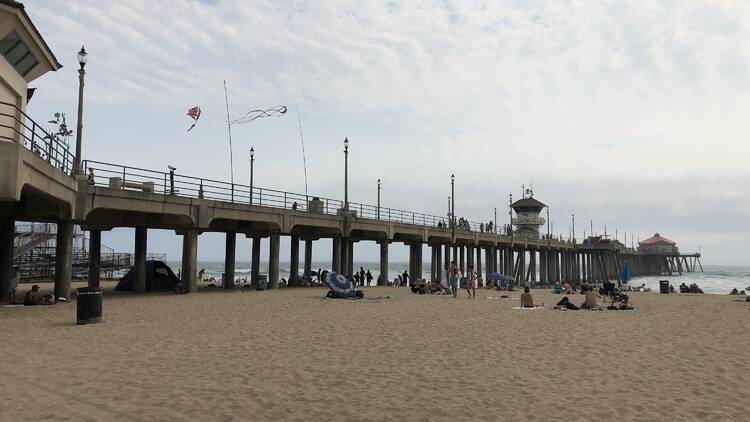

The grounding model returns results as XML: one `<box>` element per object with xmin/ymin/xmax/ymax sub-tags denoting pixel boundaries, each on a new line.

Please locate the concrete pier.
<box><xmin>346</xmin><ymin>240</ymin><xmax>354</xmax><ymax>277</ymax></box>
<box><xmin>181</xmin><ymin>230</ymin><xmax>198</xmax><ymax>292</ymax></box>
<box><xmin>304</xmin><ymin>239</ymin><xmax>312</xmax><ymax>285</ymax></box>
<box><xmin>332</xmin><ymin>235</ymin><xmax>341</xmax><ymax>273</ymax></box>
<box><xmin>289</xmin><ymin>235</ymin><xmax>299</xmax><ymax>286</ymax></box>
<box><xmin>54</xmin><ymin>221</ymin><xmax>73</xmax><ymax>300</ymax></box>
<box><xmin>459</xmin><ymin>246</ymin><xmax>465</xmax><ymax>274</ymax></box>
<box><xmin>0</xmin><ymin>218</ymin><xmax>13</xmax><ymax>302</ymax></box>
<box><xmin>134</xmin><ymin>226</ymin><xmax>147</xmax><ymax>293</ymax></box>
<box><xmin>88</xmin><ymin>229</ymin><xmax>101</xmax><ymax>288</ymax></box>
<box><xmin>476</xmin><ymin>245</ymin><xmax>482</xmax><ymax>280</ymax></box>
<box><xmin>269</xmin><ymin>234</ymin><xmax>280</xmax><ymax>288</ymax></box>
<box><xmin>224</xmin><ymin>232</ymin><xmax>236</xmax><ymax>289</ymax></box>
<box><xmin>378</xmin><ymin>241</ymin><xmax>388</xmax><ymax>285</ymax></box>
<box><xmin>251</xmin><ymin>236</ymin><xmax>261</xmax><ymax>287</ymax></box>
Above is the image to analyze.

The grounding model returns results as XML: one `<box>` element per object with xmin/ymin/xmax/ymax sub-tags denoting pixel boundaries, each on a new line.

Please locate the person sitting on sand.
<box><xmin>476</xmin><ymin>273</ymin><xmax>484</xmax><ymax>289</ymax></box>
<box><xmin>429</xmin><ymin>279</ymin><xmax>443</xmax><ymax>294</ymax></box>
<box><xmin>554</xmin><ymin>296</ymin><xmax>579</xmax><ymax>310</ymax></box>
<box><xmin>581</xmin><ymin>285</ymin><xmax>602</xmax><ymax>310</ymax></box>
<box><xmin>520</xmin><ymin>286</ymin><xmax>537</xmax><ymax>308</ymax></box>
<box><xmin>23</xmin><ymin>285</ymin><xmax>40</xmax><ymax>306</ymax></box>
<box><xmin>730</xmin><ymin>288</ymin><xmax>741</xmax><ymax>295</ymax></box>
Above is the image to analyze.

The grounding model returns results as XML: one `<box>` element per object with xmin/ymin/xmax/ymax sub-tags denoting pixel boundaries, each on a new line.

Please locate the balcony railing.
<box><xmin>0</xmin><ymin>101</ymin><xmax>75</xmax><ymax>175</ymax></box>
<box><xmin>512</xmin><ymin>216</ymin><xmax>545</xmax><ymax>226</ymax></box>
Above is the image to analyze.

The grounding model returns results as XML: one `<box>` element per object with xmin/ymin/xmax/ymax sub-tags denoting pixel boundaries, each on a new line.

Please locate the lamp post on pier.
<box><xmin>73</xmin><ymin>46</ymin><xmax>87</xmax><ymax>176</ymax></box>
<box><xmin>249</xmin><ymin>147</ymin><xmax>255</xmax><ymax>205</ymax></box>
<box><xmin>572</xmin><ymin>213</ymin><xmax>575</xmax><ymax>244</ymax></box>
<box><xmin>344</xmin><ymin>138</ymin><xmax>349</xmax><ymax>210</ymax></box>
<box><xmin>494</xmin><ymin>207</ymin><xmax>497</xmax><ymax>234</ymax></box>
<box><xmin>377</xmin><ymin>178</ymin><xmax>381</xmax><ymax>220</ymax></box>
<box><xmin>450</xmin><ymin>174</ymin><xmax>455</xmax><ymax>240</ymax></box>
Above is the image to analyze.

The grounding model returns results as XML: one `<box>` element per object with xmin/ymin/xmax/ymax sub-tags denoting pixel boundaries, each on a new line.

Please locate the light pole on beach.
<box><xmin>73</xmin><ymin>46</ymin><xmax>87</xmax><ymax>176</ymax></box>
<box><xmin>249</xmin><ymin>147</ymin><xmax>255</xmax><ymax>205</ymax></box>
<box><xmin>344</xmin><ymin>138</ymin><xmax>349</xmax><ymax>210</ymax></box>
<box><xmin>377</xmin><ymin>178</ymin><xmax>381</xmax><ymax>220</ymax></box>
<box><xmin>450</xmin><ymin>174</ymin><xmax>455</xmax><ymax>240</ymax></box>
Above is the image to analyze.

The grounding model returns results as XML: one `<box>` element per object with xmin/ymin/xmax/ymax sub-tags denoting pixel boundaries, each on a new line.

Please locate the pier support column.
<box><xmin>134</xmin><ymin>226</ymin><xmax>147</xmax><ymax>293</ymax></box>
<box><xmin>444</xmin><ymin>244</ymin><xmax>451</xmax><ymax>273</ymax></box>
<box><xmin>181</xmin><ymin>230</ymin><xmax>198</xmax><ymax>293</ymax></box>
<box><xmin>485</xmin><ymin>247</ymin><xmax>492</xmax><ymax>279</ymax></box>
<box><xmin>224</xmin><ymin>232</ymin><xmax>236</xmax><ymax>289</ymax></box>
<box><xmin>268</xmin><ymin>234</ymin><xmax>280</xmax><ymax>289</ymax></box>
<box><xmin>415</xmin><ymin>244</ymin><xmax>423</xmax><ymax>282</ymax></box>
<box><xmin>251</xmin><ymin>237</ymin><xmax>261</xmax><ymax>287</ymax></box>
<box><xmin>458</xmin><ymin>246</ymin><xmax>465</xmax><ymax>274</ymax></box>
<box><xmin>435</xmin><ymin>244</ymin><xmax>443</xmax><ymax>281</ymax></box>
<box><xmin>520</xmin><ymin>249</ymin><xmax>527</xmax><ymax>285</ymax></box>
<box><xmin>430</xmin><ymin>246</ymin><xmax>437</xmax><ymax>281</ymax></box>
<box><xmin>467</xmin><ymin>246</ymin><xmax>474</xmax><ymax>274</ymax></box>
<box><xmin>289</xmin><ymin>235</ymin><xmax>300</xmax><ymax>287</ymax></box>
<box><xmin>54</xmin><ymin>221</ymin><xmax>73</xmax><ymax>300</ymax></box>
<box><xmin>452</xmin><ymin>246</ymin><xmax>458</xmax><ymax>269</ymax></box>
<box><xmin>332</xmin><ymin>235</ymin><xmax>341</xmax><ymax>273</ymax></box>
<box><xmin>378</xmin><ymin>241</ymin><xmax>388</xmax><ymax>285</ymax></box>
<box><xmin>304</xmin><ymin>239</ymin><xmax>313</xmax><ymax>286</ymax></box>
<box><xmin>539</xmin><ymin>250</ymin><xmax>547</xmax><ymax>285</ymax></box>
<box><xmin>0</xmin><ymin>218</ymin><xmax>14</xmax><ymax>302</ymax></box>
<box><xmin>347</xmin><ymin>240</ymin><xmax>354</xmax><ymax>277</ymax></box>
<box><xmin>476</xmin><ymin>246</ymin><xmax>482</xmax><ymax>280</ymax></box>
<box><xmin>530</xmin><ymin>250</ymin><xmax>537</xmax><ymax>284</ymax></box>
<box><xmin>88</xmin><ymin>229</ymin><xmax>101</xmax><ymax>288</ymax></box>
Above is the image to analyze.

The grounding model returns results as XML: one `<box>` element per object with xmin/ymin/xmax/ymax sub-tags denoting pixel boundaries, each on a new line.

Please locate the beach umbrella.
<box><xmin>324</xmin><ymin>272</ymin><xmax>354</xmax><ymax>294</ymax></box>
<box><xmin>488</xmin><ymin>272</ymin><xmax>503</xmax><ymax>281</ymax></box>
<box><xmin>622</xmin><ymin>262</ymin><xmax>631</xmax><ymax>282</ymax></box>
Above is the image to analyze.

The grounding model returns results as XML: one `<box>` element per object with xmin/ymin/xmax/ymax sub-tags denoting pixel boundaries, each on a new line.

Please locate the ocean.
<box><xmin>173</xmin><ymin>261</ymin><xmax>750</xmax><ymax>294</ymax></box>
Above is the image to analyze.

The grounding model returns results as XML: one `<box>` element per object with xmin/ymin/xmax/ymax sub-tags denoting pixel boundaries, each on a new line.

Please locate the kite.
<box><xmin>228</xmin><ymin>105</ymin><xmax>287</xmax><ymax>124</ymax></box>
<box><xmin>186</xmin><ymin>106</ymin><xmax>201</xmax><ymax>132</ymax></box>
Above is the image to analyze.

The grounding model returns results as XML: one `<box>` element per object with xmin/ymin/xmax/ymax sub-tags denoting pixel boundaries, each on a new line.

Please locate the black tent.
<box><xmin>115</xmin><ymin>260</ymin><xmax>181</xmax><ymax>292</ymax></box>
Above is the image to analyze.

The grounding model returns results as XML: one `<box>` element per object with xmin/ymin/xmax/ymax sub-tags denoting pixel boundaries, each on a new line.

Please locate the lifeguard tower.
<box><xmin>511</xmin><ymin>187</ymin><xmax>546</xmax><ymax>239</ymax></box>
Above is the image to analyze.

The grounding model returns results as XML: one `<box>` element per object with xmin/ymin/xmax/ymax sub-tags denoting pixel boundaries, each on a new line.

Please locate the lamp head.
<box><xmin>250</xmin><ymin>147</ymin><xmax>255</xmax><ymax>158</ymax></box>
<box><xmin>77</xmin><ymin>46</ymin><xmax>88</xmax><ymax>69</ymax></box>
<box><xmin>451</xmin><ymin>174</ymin><xmax>455</xmax><ymax>182</ymax></box>
<box><xmin>377</xmin><ymin>178</ymin><xmax>381</xmax><ymax>187</ymax></box>
<box><xmin>168</xmin><ymin>165</ymin><xmax>176</xmax><ymax>171</ymax></box>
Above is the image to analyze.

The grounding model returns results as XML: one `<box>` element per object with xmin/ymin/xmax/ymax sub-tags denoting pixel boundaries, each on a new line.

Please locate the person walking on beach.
<box><xmin>466</xmin><ymin>265</ymin><xmax>476</xmax><ymax>298</ymax></box>
<box><xmin>402</xmin><ymin>271</ymin><xmax>409</xmax><ymax>287</ymax></box>
<box><xmin>317</xmin><ymin>268</ymin><xmax>322</xmax><ymax>283</ymax></box>
<box><xmin>359</xmin><ymin>267</ymin><xmax>366</xmax><ymax>286</ymax></box>
<box><xmin>365</xmin><ymin>270</ymin><xmax>373</xmax><ymax>286</ymax></box>
<box><xmin>448</xmin><ymin>261</ymin><xmax>458</xmax><ymax>298</ymax></box>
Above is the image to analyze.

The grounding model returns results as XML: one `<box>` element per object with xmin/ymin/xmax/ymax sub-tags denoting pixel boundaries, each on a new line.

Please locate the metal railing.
<box><xmin>83</xmin><ymin>159</ymin><xmax>520</xmax><ymax>234</ymax></box>
<box><xmin>0</xmin><ymin>101</ymin><xmax>75</xmax><ymax>175</ymax></box>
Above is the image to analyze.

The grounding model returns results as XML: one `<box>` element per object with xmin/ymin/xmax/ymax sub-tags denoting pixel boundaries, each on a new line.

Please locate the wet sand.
<box><xmin>2</xmin><ymin>284</ymin><xmax>749</xmax><ymax>421</ymax></box>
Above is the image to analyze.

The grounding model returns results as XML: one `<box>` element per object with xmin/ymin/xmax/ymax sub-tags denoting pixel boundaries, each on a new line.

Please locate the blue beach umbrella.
<box><xmin>488</xmin><ymin>272</ymin><xmax>503</xmax><ymax>281</ymax></box>
<box><xmin>622</xmin><ymin>262</ymin><xmax>631</xmax><ymax>282</ymax></box>
<box><xmin>324</xmin><ymin>272</ymin><xmax>354</xmax><ymax>294</ymax></box>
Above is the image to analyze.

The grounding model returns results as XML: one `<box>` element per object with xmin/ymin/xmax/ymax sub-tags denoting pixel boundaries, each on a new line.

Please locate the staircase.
<box><xmin>13</xmin><ymin>223</ymin><xmax>56</xmax><ymax>258</ymax></box>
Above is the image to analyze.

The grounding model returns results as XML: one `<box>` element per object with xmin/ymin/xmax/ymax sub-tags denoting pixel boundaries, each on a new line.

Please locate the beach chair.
<box><xmin>552</xmin><ymin>282</ymin><xmax>563</xmax><ymax>294</ymax></box>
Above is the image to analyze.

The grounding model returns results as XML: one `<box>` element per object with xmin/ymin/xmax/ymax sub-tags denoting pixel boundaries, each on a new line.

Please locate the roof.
<box><xmin>0</xmin><ymin>0</ymin><xmax>63</xmax><ymax>70</ymax></box>
<box><xmin>511</xmin><ymin>197</ymin><xmax>546</xmax><ymax>208</ymax></box>
<box><xmin>639</xmin><ymin>233</ymin><xmax>676</xmax><ymax>246</ymax></box>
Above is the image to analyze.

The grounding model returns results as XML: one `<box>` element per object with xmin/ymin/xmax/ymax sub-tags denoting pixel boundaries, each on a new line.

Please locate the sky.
<box><xmin>23</xmin><ymin>0</ymin><xmax>750</xmax><ymax>265</ymax></box>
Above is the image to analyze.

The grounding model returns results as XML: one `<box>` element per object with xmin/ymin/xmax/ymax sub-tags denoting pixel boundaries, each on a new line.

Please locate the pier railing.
<box><xmin>83</xmin><ymin>160</ymin><xmax>508</xmax><ymax>233</ymax></box>
<box><xmin>0</xmin><ymin>101</ymin><xmax>75</xmax><ymax>175</ymax></box>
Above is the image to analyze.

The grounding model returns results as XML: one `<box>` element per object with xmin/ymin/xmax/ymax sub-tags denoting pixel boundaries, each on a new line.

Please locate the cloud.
<box><xmin>22</xmin><ymin>0</ymin><xmax>750</xmax><ymax>263</ymax></box>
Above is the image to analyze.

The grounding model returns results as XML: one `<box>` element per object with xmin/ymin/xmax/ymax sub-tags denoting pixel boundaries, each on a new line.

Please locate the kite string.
<box><xmin>296</xmin><ymin>104</ymin><xmax>309</xmax><ymax>203</ymax></box>
<box><xmin>223</xmin><ymin>80</ymin><xmax>234</xmax><ymax>186</ymax></box>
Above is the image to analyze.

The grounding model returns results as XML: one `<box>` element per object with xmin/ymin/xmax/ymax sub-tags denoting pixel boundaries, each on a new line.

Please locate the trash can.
<box><xmin>659</xmin><ymin>280</ymin><xmax>670</xmax><ymax>294</ymax></box>
<box><xmin>76</xmin><ymin>287</ymin><xmax>103</xmax><ymax>325</ymax></box>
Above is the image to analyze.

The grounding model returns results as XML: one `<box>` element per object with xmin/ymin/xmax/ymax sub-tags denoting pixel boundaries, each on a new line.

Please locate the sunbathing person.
<box><xmin>429</xmin><ymin>280</ymin><xmax>443</xmax><ymax>294</ymax></box>
<box><xmin>554</xmin><ymin>296</ymin><xmax>579</xmax><ymax>310</ymax></box>
<box><xmin>730</xmin><ymin>288</ymin><xmax>740</xmax><ymax>295</ymax></box>
<box><xmin>520</xmin><ymin>286</ymin><xmax>538</xmax><ymax>308</ymax></box>
<box><xmin>581</xmin><ymin>285</ymin><xmax>602</xmax><ymax>310</ymax></box>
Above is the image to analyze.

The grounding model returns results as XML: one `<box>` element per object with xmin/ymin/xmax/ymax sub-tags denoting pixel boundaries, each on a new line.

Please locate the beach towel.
<box><xmin>512</xmin><ymin>306</ymin><xmax>544</xmax><ymax>310</ymax></box>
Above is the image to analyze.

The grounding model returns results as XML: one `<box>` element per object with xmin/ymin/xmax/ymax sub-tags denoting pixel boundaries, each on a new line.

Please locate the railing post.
<box><xmin>231</xmin><ymin>183</ymin><xmax>234</xmax><ymax>202</ymax></box>
<box><xmin>122</xmin><ymin>166</ymin><xmax>126</xmax><ymax>185</ymax></box>
<box><xmin>259</xmin><ymin>188</ymin><xmax>262</xmax><ymax>205</ymax></box>
<box><xmin>412</xmin><ymin>212</ymin><xmax>415</xmax><ymax>224</ymax></box>
<box><xmin>360</xmin><ymin>203</ymin><xmax>363</xmax><ymax>217</ymax></box>
<box><xmin>284</xmin><ymin>192</ymin><xmax>287</xmax><ymax>209</ymax></box>
<box><xmin>163</xmin><ymin>174</ymin><xmax>167</xmax><ymax>194</ymax></box>
<box><xmin>388</xmin><ymin>209</ymin><xmax>391</xmax><ymax>221</ymax></box>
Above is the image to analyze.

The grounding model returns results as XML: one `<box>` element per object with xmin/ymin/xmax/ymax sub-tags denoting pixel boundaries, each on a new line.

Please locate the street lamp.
<box><xmin>572</xmin><ymin>213</ymin><xmax>575</xmax><ymax>244</ymax></box>
<box><xmin>450</xmin><ymin>174</ymin><xmax>455</xmax><ymax>239</ymax></box>
<box><xmin>344</xmin><ymin>138</ymin><xmax>349</xmax><ymax>210</ymax></box>
<box><xmin>377</xmin><ymin>178</ymin><xmax>381</xmax><ymax>220</ymax></box>
<box><xmin>73</xmin><ymin>46</ymin><xmax>87</xmax><ymax>176</ymax></box>
<box><xmin>249</xmin><ymin>147</ymin><xmax>255</xmax><ymax>205</ymax></box>
<box><xmin>508</xmin><ymin>194</ymin><xmax>513</xmax><ymax>236</ymax></box>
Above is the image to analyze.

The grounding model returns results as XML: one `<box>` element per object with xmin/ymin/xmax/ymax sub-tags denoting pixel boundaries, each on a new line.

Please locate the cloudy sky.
<box><xmin>25</xmin><ymin>0</ymin><xmax>750</xmax><ymax>264</ymax></box>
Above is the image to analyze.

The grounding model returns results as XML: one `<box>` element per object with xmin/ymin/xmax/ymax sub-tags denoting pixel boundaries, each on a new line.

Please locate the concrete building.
<box><xmin>638</xmin><ymin>233</ymin><xmax>678</xmax><ymax>254</ymax></box>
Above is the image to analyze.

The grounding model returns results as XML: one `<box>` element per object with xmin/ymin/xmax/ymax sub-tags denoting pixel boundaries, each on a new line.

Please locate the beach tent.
<box><xmin>115</xmin><ymin>260</ymin><xmax>181</xmax><ymax>292</ymax></box>
<box><xmin>323</xmin><ymin>272</ymin><xmax>363</xmax><ymax>299</ymax></box>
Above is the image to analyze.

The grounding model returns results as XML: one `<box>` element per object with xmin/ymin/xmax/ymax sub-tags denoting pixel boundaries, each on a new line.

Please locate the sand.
<box><xmin>2</xmin><ymin>283</ymin><xmax>749</xmax><ymax>421</ymax></box>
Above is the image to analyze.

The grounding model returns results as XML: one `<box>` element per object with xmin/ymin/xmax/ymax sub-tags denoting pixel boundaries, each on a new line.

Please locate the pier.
<box><xmin>0</xmin><ymin>3</ymin><xmax>702</xmax><ymax>301</ymax></box>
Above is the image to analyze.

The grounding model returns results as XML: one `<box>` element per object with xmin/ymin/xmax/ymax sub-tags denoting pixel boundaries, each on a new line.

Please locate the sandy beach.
<box><xmin>2</xmin><ymin>284</ymin><xmax>749</xmax><ymax>421</ymax></box>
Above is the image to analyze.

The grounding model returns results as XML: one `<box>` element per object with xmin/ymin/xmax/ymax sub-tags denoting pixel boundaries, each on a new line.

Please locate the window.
<box><xmin>0</xmin><ymin>30</ymin><xmax>39</xmax><ymax>77</ymax></box>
